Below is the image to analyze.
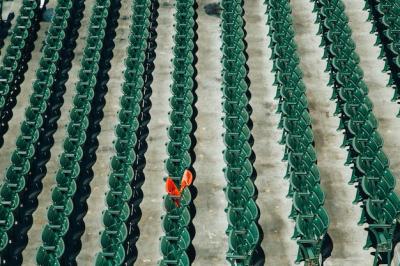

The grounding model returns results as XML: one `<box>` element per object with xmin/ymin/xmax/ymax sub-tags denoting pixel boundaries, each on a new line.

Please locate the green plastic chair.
<box><xmin>227</xmin><ymin>222</ymin><xmax>260</xmax><ymax>260</ymax></box>
<box><xmin>66</xmin><ymin>125</ymin><xmax>87</xmax><ymax>146</ymax></box>
<box><xmin>51</xmin><ymin>187</ymin><xmax>73</xmax><ymax>216</ymax></box>
<box><xmin>356</xmin><ymin>150</ymin><xmax>389</xmax><ymax>175</ymax></box>
<box><xmin>114</xmin><ymin>123</ymin><xmax>138</xmax><ymax>143</ymax></box>
<box><xmin>159</xmin><ymin>235</ymin><xmax>190</xmax><ymax>265</ymax></box>
<box><xmin>223</xmin><ymin>129</ymin><xmax>250</xmax><ymax>148</ymax></box>
<box><xmin>163</xmin><ymin>188</ymin><xmax>192</xmax><ymax>213</ymax></box>
<box><xmin>290</xmin><ymin>164</ymin><xmax>320</xmax><ymax>193</ymax></box>
<box><xmin>169</xmin><ymin>112</ymin><xmax>193</xmax><ymax>130</ymax></box>
<box><xmin>222</xmin><ymin>80</ymin><xmax>248</xmax><ymax>100</ymax></box>
<box><xmin>162</xmin><ymin>209</ymin><xmax>191</xmax><ymax>236</ymax></box>
<box><xmin>6</xmin><ymin>159</ymin><xmax>27</xmax><ymax>184</ymax></box>
<box><xmin>94</xmin><ymin>252</ymin><xmax>114</xmax><ymax>266</ymax></box>
<box><xmin>0</xmin><ymin>184</ymin><xmax>19</xmax><ymax>209</ymax></box>
<box><xmin>0</xmin><ymin>205</ymin><xmax>13</xmax><ymax>231</ymax></box>
<box><xmin>225</xmin><ymin>179</ymin><xmax>255</xmax><ymax>206</ymax></box>
<box><xmin>108</xmin><ymin>170</ymin><xmax>133</xmax><ymax>192</ymax></box>
<box><xmin>223</xmin><ymin>110</ymin><xmax>248</xmax><ymax>131</ymax></box>
<box><xmin>352</xmin><ymin>132</ymin><xmax>382</xmax><ymax>154</ymax></box>
<box><xmin>288</xmin><ymin>147</ymin><xmax>316</xmax><ymax>170</ymax></box>
<box><xmin>106</xmin><ymin>185</ymin><xmax>132</xmax><ymax>207</ymax></box>
<box><xmin>47</xmin><ymin>205</ymin><xmax>69</xmax><ymax>235</ymax></box>
<box><xmin>8</xmin><ymin>156</ymin><xmax>29</xmax><ymax>186</ymax></box>
<box><xmin>105</xmin><ymin>195</ymin><xmax>130</xmax><ymax>221</ymax></box>
<box><xmin>100</xmin><ymin>226</ymin><xmax>127</xmax><ymax>251</ymax></box>
<box><xmin>283</xmin><ymin>112</ymin><xmax>311</xmax><ymax>133</ymax></box>
<box><xmin>224</xmin><ymin>160</ymin><xmax>253</xmax><ymax>184</ymax></box>
<box><xmin>286</xmin><ymin>130</ymin><xmax>314</xmax><ymax>150</ymax></box>
<box><xmin>222</xmin><ymin>101</ymin><xmax>249</xmax><ymax>120</ymax></box>
<box><xmin>293</xmin><ymin>186</ymin><xmax>325</xmax><ymax>213</ymax></box>
<box><xmin>59</xmin><ymin>151</ymin><xmax>81</xmax><ymax>170</ymax></box>
<box><xmin>41</xmin><ymin>225</ymin><xmax>65</xmax><ymax>258</ymax></box>
<box><xmin>120</xmin><ymin>94</ymin><xmax>142</xmax><ymax>113</ymax></box>
<box><xmin>169</xmin><ymin>93</ymin><xmax>194</xmax><ymax>110</ymax></box>
<box><xmin>227</xmin><ymin>199</ymin><xmax>259</xmax><ymax>227</ymax></box>
<box><xmin>55</xmin><ymin>168</ymin><xmax>78</xmax><ymax>193</ymax></box>
<box><xmin>167</xmin><ymin>137</ymin><xmax>191</xmax><ymax>158</ymax></box>
<box><xmin>282</xmin><ymin>104</ymin><xmax>308</xmax><ymax>122</ymax></box>
<box><xmin>165</xmin><ymin>153</ymin><xmax>191</xmax><ymax>178</ymax></box>
<box><xmin>295</xmin><ymin>209</ymin><xmax>328</xmax><ymax>241</ymax></box>
<box><xmin>95</xmin><ymin>239</ymin><xmax>126</xmax><ymax>265</ymax></box>
<box><xmin>224</xmin><ymin>144</ymin><xmax>251</xmax><ymax>166</ymax></box>
<box><xmin>167</xmin><ymin>120</ymin><xmax>192</xmax><ymax>139</ymax></box>
<box><xmin>36</xmin><ymin>246</ymin><xmax>60</xmax><ymax>266</ymax></box>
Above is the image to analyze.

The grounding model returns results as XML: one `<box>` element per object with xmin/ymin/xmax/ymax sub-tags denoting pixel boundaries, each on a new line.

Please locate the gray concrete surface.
<box><xmin>0</xmin><ymin>1</ymin><xmax>17</xmax><ymax>21</ymax></box>
<box><xmin>1</xmin><ymin>0</ymin><xmax>399</xmax><ymax>265</ymax></box>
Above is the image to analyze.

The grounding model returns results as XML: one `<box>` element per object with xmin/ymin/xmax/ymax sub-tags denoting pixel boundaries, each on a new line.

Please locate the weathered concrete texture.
<box><xmin>1</xmin><ymin>0</ymin><xmax>399</xmax><ymax>265</ymax></box>
<box><xmin>135</xmin><ymin>0</ymin><xmax>173</xmax><ymax>264</ymax></box>
<box><xmin>190</xmin><ymin>1</ymin><xmax>227</xmax><ymax>265</ymax></box>
<box><xmin>0</xmin><ymin>1</ymin><xmax>17</xmax><ymax>21</ymax></box>
<box><xmin>244</xmin><ymin>1</ymin><xmax>298</xmax><ymax>265</ymax></box>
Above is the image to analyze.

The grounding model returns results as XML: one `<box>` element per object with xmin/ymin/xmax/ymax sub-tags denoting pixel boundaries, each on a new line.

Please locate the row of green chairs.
<box><xmin>0</xmin><ymin>0</ymin><xmax>73</xmax><ymax>256</ymax></box>
<box><xmin>0</xmin><ymin>0</ymin><xmax>15</xmax><ymax>52</ymax></box>
<box><xmin>159</xmin><ymin>0</ymin><xmax>197</xmax><ymax>264</ymax></box>
<box><xmin>0</xmin><ymin>0</ymin><xmax>46</xmax><ymax>128</ymax></box>
<box><xmin>221</xmin><ymin>1</ymin><xmax>263</xmax><ymax>265</ymax></box>
<box><xmin>95</xmin><ymin>1</ymin><xmax>151</xmax><ymax>265</ymax></box>
<box><xmin>61</xmin><ymin>0</ymin><xmax>122</xmax><ymax>262</ymax></box>
<box><xmin>121</xmin><ymin>1</ymin><xmax>159</xmax><ymax>261</ymax></box>
<box><xmin>364</xmin><ymin>0</ymin><xmax>400</xmax><ymax>108</ymax></box>
<box><xmin>266</xmin><ymin>0</ymin><xmax>331</xmax><ymax>264</ymax></box>
<box><xmin>0</xmin><ymin>0</ymin><xmax>41</xmax><ymax>115</ymax></box>
<box><xmin>0</xmin><ymin>0</ymin><xmax>85</xmax><ymax>263</ymax></box>
<box><xmin>312</xmin><ymin>0</ymin><xmax>400</xmax><ymax>264</ymax></box>
<box><xmin>35</xmin><ymin>0</ymin><xmax>114</xmax><ymax>264</ymax></box>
